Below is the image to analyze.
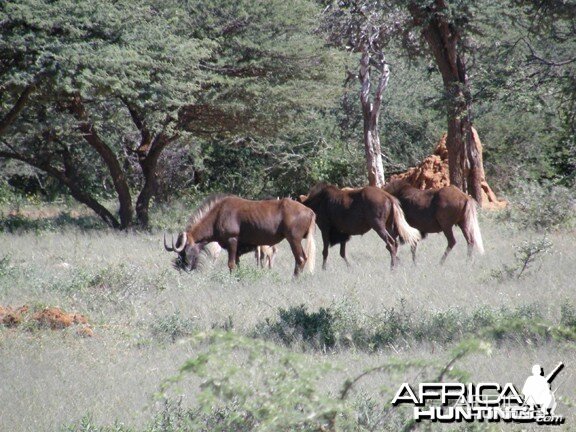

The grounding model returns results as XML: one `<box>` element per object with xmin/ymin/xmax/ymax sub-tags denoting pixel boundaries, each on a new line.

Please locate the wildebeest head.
<box><xmin>164</xmin><ymin>232</ymin><xmax>203</xmax><ymax>271</ymax></box>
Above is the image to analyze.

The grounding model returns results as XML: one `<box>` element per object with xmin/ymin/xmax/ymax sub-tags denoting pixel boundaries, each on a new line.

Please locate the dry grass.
<box><xmin>0</xmin><ymin>214</ymin><xmax>575</xmax><ymax>431</ymax></box>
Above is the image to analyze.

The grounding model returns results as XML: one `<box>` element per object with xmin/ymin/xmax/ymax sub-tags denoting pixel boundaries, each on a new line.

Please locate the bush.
<box><xmin>255</xmin><ymin>301</ymin><xmax>574</xmax><ymax>351</ymax></box>
<box><xmin>149</xmin><ymin>312</ymin><xmax>196</xmax><ymax>343</ymax></box>
<box><xmin>256</xmin><ymin>304</ymin><xmax>336</xmax><ymax>350</ymax></box>
<box><xmin>498</xmin><ymin>181</ymin><xmax>575</xmax><ymax>230</ymax></box>
<box><xmin>490</xmin><ymin>236</ymin><xmax>553</xmax><ymax>281</ymax></box>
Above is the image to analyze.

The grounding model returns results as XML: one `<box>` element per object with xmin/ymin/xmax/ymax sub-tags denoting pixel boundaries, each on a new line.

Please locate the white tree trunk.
<box><xmin>359</xmin><ymin>48</ymin><xmax>389</xmax><ymax>187</ymax></box>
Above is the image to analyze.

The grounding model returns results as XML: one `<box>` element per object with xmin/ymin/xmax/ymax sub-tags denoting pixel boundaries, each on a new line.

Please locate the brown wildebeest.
<box><xmin>255</xmin><ymin>245</ymin><xmax>278</xmax><ymax>269</ymax></box>
<box><xmin>164</xmin><ymin>195</ymin><xmax>316</xmax><ymax>276</ymax></box>
<box><xmin>383</xmin><ymin>179</ymin><xmax>485</xmax><ymax>263</ymax></box>
<box><xmin>298</xmin><ymin>183</ymin><xmax>421</xmax><ymax>269</ymax></box>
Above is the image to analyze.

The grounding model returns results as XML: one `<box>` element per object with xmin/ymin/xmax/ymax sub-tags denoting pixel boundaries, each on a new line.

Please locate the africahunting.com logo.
<box><xmin>392</xmin><ymin>362</ymin><xmax>565</xmax><ymax>425</ymax></box>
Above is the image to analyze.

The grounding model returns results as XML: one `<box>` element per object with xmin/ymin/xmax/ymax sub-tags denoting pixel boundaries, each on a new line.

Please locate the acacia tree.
<box><xmin>322</xmin><ymin>0</ymin><xmax>487</xmax><ymax>196</ymax></box>
<box><xmin>0</xmin><ymin>0</ymin><xmax>212</xmax><ymax>228</ymax></box>
<box><xmin>406</xmin><ymin>0</ymin><xmax>483</xmax><ymax>203</ymax></box>
<box><xmin>1</xmin><ymin>0</ymin><xmax>341</xmax><ymax>228</ymax></box>
<box><xmin>513</xmin><ymin>0</ymin><xmax>576</xmax><ymax>184</ymax></box>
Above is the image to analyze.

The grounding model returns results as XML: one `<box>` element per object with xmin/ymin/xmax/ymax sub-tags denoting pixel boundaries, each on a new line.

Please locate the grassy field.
<box><xmin>0</xmin><ymin>204</ymin><xmax>575</xmax><ymax>431</ymax></box>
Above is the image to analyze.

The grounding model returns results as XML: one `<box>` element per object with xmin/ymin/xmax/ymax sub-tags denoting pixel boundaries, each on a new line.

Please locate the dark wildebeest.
<box><xmin>383</xmin><ymin>179</ymin><xmax>484</xmax><ymax>263</ymax></box>
<box><xmin>298</xmin><ymin>183</ymin><xmax>421</xmax><ymax>269</ymax></box>
<box><xmin>164</xmin><ymin>195</ymin><xmax>316</xmax><ymax>276</ymax></box>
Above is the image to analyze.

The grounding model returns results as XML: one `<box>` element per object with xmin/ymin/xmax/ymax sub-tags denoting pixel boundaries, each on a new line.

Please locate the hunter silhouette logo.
<box><xmin>392</xmin><ymin>362</ymin><xmax>565</xmax><ymax>424</ymax></box>
<box><xmin>522</xmin><ymin>362</ymin><xmax>564</xmax><ymax>416</ymax></box>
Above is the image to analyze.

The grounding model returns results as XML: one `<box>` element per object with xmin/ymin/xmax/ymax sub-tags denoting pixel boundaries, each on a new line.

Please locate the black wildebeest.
<box><xmin>383</xmin><ymin>179</ymin><xmax>484</xmax><ymax>263</ymax></box>
<box><xmin>164</xmin><ymin>195</ymin><xmax>316</xmax><ymax>276</ymax></box>
<box><xmin>298</xmin><ymin>183</ymin><xmax>421</xmax><ymax>269</ymax></box>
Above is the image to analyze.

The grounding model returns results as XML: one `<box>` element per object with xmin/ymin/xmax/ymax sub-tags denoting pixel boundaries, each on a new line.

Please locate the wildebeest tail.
<box><xmin>390</xmin><ymin>197</ymin><xmax>421</xmax><ymax>248</ymax></box>
<box><xmin>304</xmin><ymin>214</ymin><xmax>316</xmax><ymax>274</ymax></box>
<box><xmin>463</xmin><ymin>198</ymin><xmax>484</xmax><ymax>255</ymax></box>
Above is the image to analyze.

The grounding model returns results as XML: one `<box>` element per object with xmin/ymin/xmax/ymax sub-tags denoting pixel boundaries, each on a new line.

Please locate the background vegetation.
<box><xmin>2</xmin><ymin>0</ymin><xmax>574</xmax><ymax>225</ymax></box>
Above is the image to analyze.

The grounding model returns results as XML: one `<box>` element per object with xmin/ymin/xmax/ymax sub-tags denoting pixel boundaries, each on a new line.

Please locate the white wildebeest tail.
<box><xmin>304</xmin><ymin>214</ymin><xmax>316</xmax><ymax>274</ymax></box>
<box><xmin>463</xmin><ymin>198</ymin><xmax>484</xmax><ymax>255</ymax></box>
<box><xmin>390</xmin><ymin>197</ymin><xmax>421</xmax><ymax>248</ymax></box>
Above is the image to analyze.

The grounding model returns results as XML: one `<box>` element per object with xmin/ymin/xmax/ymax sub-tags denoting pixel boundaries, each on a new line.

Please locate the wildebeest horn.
<box><xmin>173</xmin><ymin>232</ymin><xmax>187</xmax><ymax>253</ymax></box>
<box><xmin>164</xmin><ymin>233</ymin><xmax>174</xmax><ymax>252</ymax></box>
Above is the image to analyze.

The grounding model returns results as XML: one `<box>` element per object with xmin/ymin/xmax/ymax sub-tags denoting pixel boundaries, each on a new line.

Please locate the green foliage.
<box><xmin>0</xmin><ymin>211</ymin><xmax>105</xmax><ymax>233</ymax></box>
<box><xmin>491</xmin><ymin>236</ymin><xmax>553</xmax><ymax>281</ymax></box>
<box><xmin>0</xmin><ymin>254</ymin><xmax>12</xmax><ymax>278</ymax></box>
<box><xmin>161</xmin><ymin>331</ymin><xmax>344</xmax><ymax>431</ymax></box>
<box><xmin>57</xmin><ymin>332</ymin><xmax>489</xmax><ymax>432</ymax></box>
<box><xmin>560</xmin><ymin>303</ymin><xmax>576</xmax><ymax>329</ymax></box>
<box><xmin>497</xmin><ymin>181</ymin><xmax>575</xmax><ymax>231</ymax></box>
<box><xmin>1</xmin><ymin>0</ymin><xmax>347</xmax><ymax>226</ymax></box>
<box><xmin>257</xmin><ymin>304</ymin><xmax>337</xmax><ymax>349</ymax></box>
<box><xmin>62</xmin><ymin>414</ymin><xmax>130</xmax><ymax>432</ymax></box>
<box><xmin>1</xmin><ymin>0</ymin><xmax>211</xmax><ymax>116</ymax></box>
<box><xmin>149</xmin><ymin>312</ymin><xmax>196</xmax><ymax>344</ymax></box>
<box><xmin>256</xmin><ymin>299</ymin><xmax>576</xmax><ymax>351</ymax></box>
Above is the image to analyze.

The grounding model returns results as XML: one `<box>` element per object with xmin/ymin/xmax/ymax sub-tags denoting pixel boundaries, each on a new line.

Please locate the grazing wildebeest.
<box><xmin>383</xmin><ymin>179</ymin><xmax>484</xmax><ymax>263</ymax></box>
<box><xmin>255</xmin><ymin>245</ymin><xmax>278</xmax><ymax>269</ymax></box>
<box><xmin>298</xmin><ymin>183</ymin><xmax>421</xmax><ymax>269</ymax></box>
<box><xmin>164</xmin><ymin>195</ymin><xmax>316</xmax><ymax>276</ymax></box>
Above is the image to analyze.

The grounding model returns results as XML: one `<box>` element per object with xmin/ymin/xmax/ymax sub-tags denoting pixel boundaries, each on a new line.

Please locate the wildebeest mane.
<box><xmin>383</xmin><ymin>178</ymin><xmax>411</xmax><ymax>195</ymax></box>
<box><xmin>186</xmin><ymin>193</ymin><xmax>231</xmax><ymax>230</ymax></box>
<box><xmin>305</xmin><ymin>182</ymin><xmax>331</xmax><ymax>200</ymax></box>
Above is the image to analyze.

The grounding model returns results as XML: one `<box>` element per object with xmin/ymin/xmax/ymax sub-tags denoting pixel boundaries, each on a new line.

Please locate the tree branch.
<box><xmin>67</xmin><ymin>94</ymin><xmax>133</xmax><ymax>228</ymax></box>
<box><xmin>0</xmin><ymin>142</ymin><xmax>121</xmax><ymax>228</ymax></box>
<box><xmin>0</xmin><ymin>83</ymin><xmax>36</xmax><ymax>137</ymax></box>
<box><xmin>525</xmin><ymin>41</ymin><xmax>576</xmax><ymax>67</ymax></box>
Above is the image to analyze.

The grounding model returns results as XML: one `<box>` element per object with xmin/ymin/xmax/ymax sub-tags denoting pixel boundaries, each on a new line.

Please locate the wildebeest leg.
<box><xmin>255</xmin><ymin>246</ymin><xmax>262</xmax><ymax>268</ymax></box>
<box><xmin>227</xmin><ymin>238</ymin><xmax>238</xmax><ymax>272</ymax></box>
<box><xmin>372</xmin><ymin>222</ymin><xmax>398</xmax><ymax>269</ymax></box>
<box><xmin>340</xmin><ymin>241</ymin><xmax>350</xmax><ymax>267</ymax></box>
<box><xmin>458</xmin><ymin>221</ymin><xmax>474</xmax><ymax>260</ymax></box>
<box><xmin>440</xmin><ymin>227</ymin><xmax>456</xmax><ymax>264</ymax></box>
<box><xmin>411</xmin><ymin>243</ymin><xmax>418</xmax><ymax>264</ymax></box>
<box><xmin>321</xmin><ymin>230</ymin><xmax>330</xmax><ymax>270</ymax></box>
<box><xmin>386</xmin><ymin>238</ymin><xmax>399</xmax><ymax>269</ymax></box>
<box><xmin>287</xmin><ymin>238</ymin><xmax>306</xmax><ymax>276</ymax></box>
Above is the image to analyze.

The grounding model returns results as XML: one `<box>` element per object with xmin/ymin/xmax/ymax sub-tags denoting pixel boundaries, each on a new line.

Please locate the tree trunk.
<box><xmin>135</xmin><ymin>133</ymin><xmax>171</xmax><ymax>228</ymax></box>
<box><xmin>68</xmin><ymin>95</ymin><xmax>134</xmax><ymax>228</ymax></box>
<box><xmin>123</xmin><ymin>101</ymin><xmax>174</xmax><ymax>228</ymax></box>
<box><xmin>409</xmin><ymin>0</ymin><xmax>483</xmax><ymax>204</ymax></box>
<box><xmin>359</xmin><ymin>48</ymin><xmax>389</xmax><ymax>187</ymax></box>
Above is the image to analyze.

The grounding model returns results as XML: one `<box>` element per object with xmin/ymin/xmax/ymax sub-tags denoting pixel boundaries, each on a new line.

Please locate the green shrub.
<box><xmin>491</xmin><ymin>236</ymin><xmax>553</xmax><ymax>281</ymax></box>
<box><xmin>261</xmin><ymin>304</ymin><xmax>336</xmax><ymax>349</ymax></box>
<box><xmin>149</xmin><ymin>312</ymin><xmax>196</xmax><ymax>343</ymax></box>
<box><xmin>256</xmin><ymin>301</ymin><xmax>572</xmax><ymax>351</ymax></box>
<box><xmin>498</xmin><ymin>181</ymin><xmax>575</xmax><ymax>231</ymax></box>
<box><xmin>560</xmin><ymin>303</ymin><xmax>576</xmax><ymax>328</ymax></box>
<box><xmin>0</xmin><ymin>254</ymin><xmax>13</xmax><ymax>278</ymax></box>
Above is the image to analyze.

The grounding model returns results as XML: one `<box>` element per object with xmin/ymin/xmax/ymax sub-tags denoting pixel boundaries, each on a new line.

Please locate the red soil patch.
<box><xmin>390</xmin><ymin>130</ymin><xmax>507</xmax><ymax>210</ymax></box>
<box><xmin>0</xmin><ymin>305</ymin><xmax>93</xmax><ymax>335</ymax></box>
<box><xmin>0</xmin><ymin>305</ymin><xmax>29</xmax><ymax>327</ymax></box>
